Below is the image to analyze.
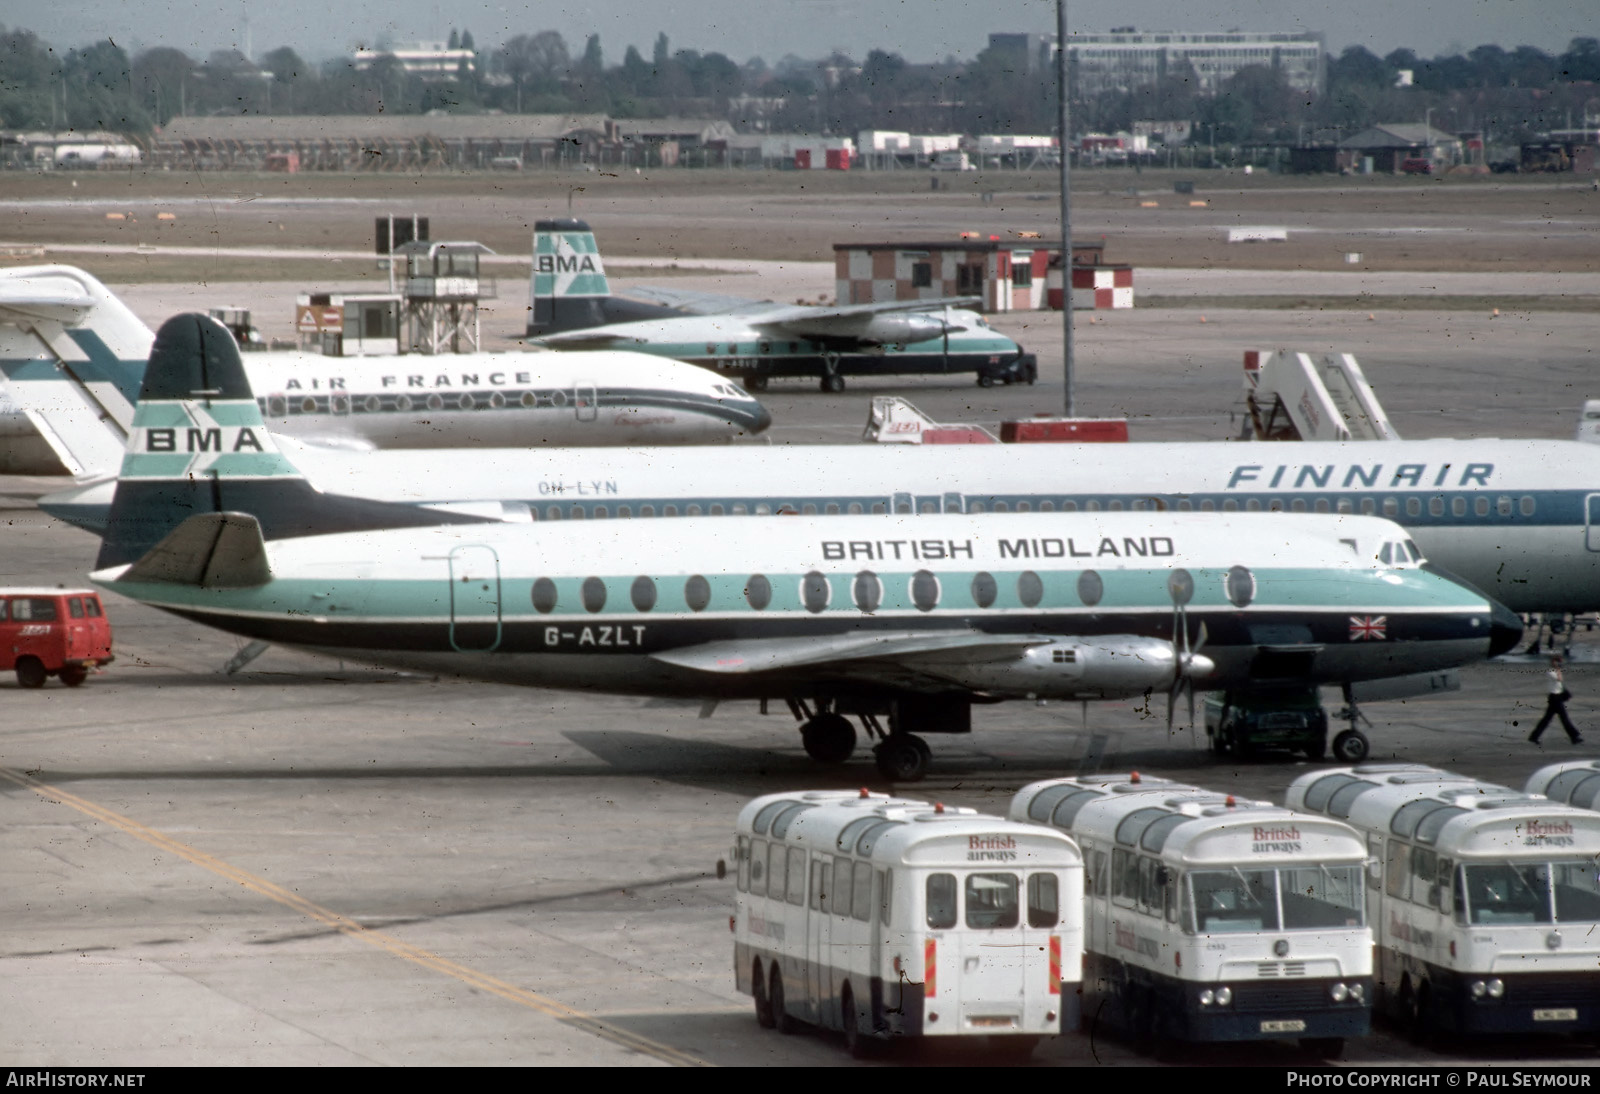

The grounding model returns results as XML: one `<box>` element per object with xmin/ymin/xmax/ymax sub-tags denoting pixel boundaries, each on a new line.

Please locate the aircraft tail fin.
<box><xmin>97</xmin><ymin>313</ymin><xmax>493</xmax><ymax>571</ymax></box>
<box><xmin>525</xmin><ymin>217</ymin><xmax>612</xmax><ymax>337</ymax></box>
<box><xmin>119</xmin><ymin>511</ymin><xmax>272</xmax><ymax>588</ymax></box>
<box><xmin>0</xmin><ymin>265</ymin><xmax>154</xmax><ymax>475</ymax></box>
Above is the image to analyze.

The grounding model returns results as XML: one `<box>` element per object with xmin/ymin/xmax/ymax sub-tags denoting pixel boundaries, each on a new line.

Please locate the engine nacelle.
<box><xmin>911</xmin><ymin>635</ymin><xmax>1214</xmax><ymax>700</ymax></box>
<box><xmin>788</xmin><ymin>311</ymin><xmax>952</xmax><ymax>346</ymax></box>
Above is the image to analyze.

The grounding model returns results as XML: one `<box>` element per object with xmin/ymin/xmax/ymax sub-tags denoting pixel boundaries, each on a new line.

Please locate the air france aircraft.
<box><xmin>89</xmin><ymin>315</ymin><xmax>1520</xmax><ymax>779</ymax></box>
<box><xmin>522</xmin><ymin>218</ymin><xmax>1037</xmax><ymax>392</ymax></box>
<box><xmin>0</xmin><ymin>265</ymin><xmax>770</xmax><ymax>475</ymax></box>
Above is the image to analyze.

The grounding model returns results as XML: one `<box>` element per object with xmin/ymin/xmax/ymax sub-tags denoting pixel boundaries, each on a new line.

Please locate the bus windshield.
<box><xmin>1185</xmin><ymin>865</ymin><xmax>1365</xmax><ymax>934</ymax></box>
<box><xmin>1458</xmin><ymin>861</ymin><xmax>1600</xmax><ymax>926</ymax></box>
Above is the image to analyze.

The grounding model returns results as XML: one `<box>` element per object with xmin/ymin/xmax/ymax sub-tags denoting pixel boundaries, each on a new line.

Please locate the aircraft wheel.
<box><xmin>744</xmin><ymin>375</ymin><xmax>769</xmax><ymax>392</ymax></box>
<box><xmin>976</xmin><ymin>373</ymin><xmax>996</xmax><ymax>388</ymax></box>
<box><xmin>15</xmin><ymin>657</ymin><xmax>46</xmax><ymax>689</ymax></box>
<box><xmin>874</xmin><ymin>734</ymin><xmax>929</xmax><ymax>781</ymax></box>
<box><xmin>800</xmin><ymin>713</ymin><xmax>856</xmax><ymax>764</ymax></box>
<box><xmin>1331</xmin><ymin>729</ymin><xmax>1369</xmax><ymax>763</ymax></box>
<box><xmin>59</xmin><ymin>665</ymin><xmax>89</xmax><ymax>688</ymax></box>
<box><xmin>821</xmin><ymin>373</ymin><xmax>846</xmax><ymax>394</ymax></box>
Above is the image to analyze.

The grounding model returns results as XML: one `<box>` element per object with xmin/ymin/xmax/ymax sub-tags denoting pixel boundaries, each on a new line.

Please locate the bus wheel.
<box><xmin>874</xmin><ymin>734</ymin><xmax>929</xmax><ymax>782</ymax></box>
<box><xmin>801</xmin><ymin>714</ymin><xmax>856</xmax><ymax>764</ymax></box>
<box><xmin>15</xmin><ymin>657</ymin><xmax>46</xmax><ymax>689</ymax></box>
<box><xmin>770</xmin><ymin>967</ymin><xmax>798</xmax><ymax>1034</ymax></box>
<box><xmin>840</xmin><ymin>984</ymin><xmax>869</xmax><ymax>1058</ymax></box>
<box><xmin>59</xmin><ymin>666</ymin><xmax>88</xmax><ymax>688</ymax></box>
<box><xmin>1300</xmin><ymin>1037</ymin><xmax>1345</xmax><ymax>1059</ymax></box>
<box><xmin>753</xmin><ymin>961</ymin><xmax>775</xmax><ymax>1029</ymax></box>
<box><xmin>1331</xmin><ymin>729</ymin><xmax>1369</xmax><ymax>763</ymax></box>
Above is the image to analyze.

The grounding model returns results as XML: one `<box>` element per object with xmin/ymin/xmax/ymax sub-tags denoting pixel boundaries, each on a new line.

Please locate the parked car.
<box><xmin>1204</xmin><ymin>687</ymin><xmax>1328</xmax><ymax>759</ymax></box>
<box><xmin>1400</xmin><ymin>157</ymin><xmax>1432</xmax><ymax>175</ymax></box>
<box><xmin>1</xmin><ymin>587</ymin><xmax>114</xmax><ymax>688</ymax></box>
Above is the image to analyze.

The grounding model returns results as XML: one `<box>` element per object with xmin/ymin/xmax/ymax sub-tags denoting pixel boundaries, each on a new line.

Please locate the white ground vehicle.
<box><xmin>731</xmin><ymin>789</ymin><xmax>1083</xmax><ymax>1055</ymax></box>
<box><xmin>1286</xmin><ymin>764</ymin><xmax>1600</xmax><ymax>1039</ymax></box>
<box><xmin>1009</xmin><ymin>773</ymin><xmax>1371</xmax><ymax>1057</ymax></box>
<box><xmin>1524</xmin><ymin>759</ymin><xmax>1600</xmax><ymax>809</ymax></box>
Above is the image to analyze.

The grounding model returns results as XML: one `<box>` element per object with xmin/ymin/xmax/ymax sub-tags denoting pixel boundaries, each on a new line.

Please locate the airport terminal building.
<box><xmin>990</xmin><ymin>29</ymin><xmax>1327</xmax><ymax>97</ymax></box>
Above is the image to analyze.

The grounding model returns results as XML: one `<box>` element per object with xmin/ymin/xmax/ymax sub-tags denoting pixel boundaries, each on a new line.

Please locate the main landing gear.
<box><xmin>787</xmin><ymin>698</ymin><xmax>935</xmax><ymax>782</ymax></box>
<box><xmin>819</xmin><ymin>353</ymin><xmax>845</xmax><ymax>393</ymax></box>
<box><xmin>1332</xmin><ymin>685</ymin><xmax>1372</xmax><ymax>763</ymax></box>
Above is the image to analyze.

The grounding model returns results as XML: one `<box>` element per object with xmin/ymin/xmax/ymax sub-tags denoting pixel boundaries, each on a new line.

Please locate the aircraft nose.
<box><xmin>1488</xmin><ymin>600</ymin><xmax>1524</xmax><ymax>658</ymax></box>
<box><xmin>740</xmin><ymin>400</ymin><xmax>773</xmax><ymax>435</ymax></box>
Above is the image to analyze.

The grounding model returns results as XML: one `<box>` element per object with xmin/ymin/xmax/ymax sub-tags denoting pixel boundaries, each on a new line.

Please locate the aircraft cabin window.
<box><xmin>970</xmin><ymin>502</ymin><xmax>986</xmax><ymax>513</ymax></box>
<box><xmin>755</xmin><ymin>504</ymin><xmax>772</xmax><ymax>515</ymax></box>
<box><xmin>663</xmin><ymin>505</ymin><xmax>678</xmax><ymax>517</ymax></box>
<box><xmin>1063</xmin><ymin>501</ymin><xmax>1078</xmax><ymax>512</ymax></box>
<box><xmin>1226</xmin><ymin>565</ymin><xmax>1255</xmax><ymax>608</ymax></box>
<box><xmin>395</xmin><ymin>395</ymin><xmax>413</xmax><ymax>412</ymax></box>
<box><xmin>1291</xmin><ymin>499</ymin><xmax>1307</xmax><ymax>513</ymax></box>
<box><xmin>427</xmin><ymin>394</ymin><xmax>444</xmax><ymax>411</ymax></box>
<box><xmin>1041</xmin><ymin>501</ymin><xmax>1056</xmax><ymax>512</ymax></box>
<box><xmin>746</xmin><ymin>575</ymin><xmax>772</xmax><ymax>611</ymax></box>
<box><xmin>1168</xmin><ymin>568</ymin><xmax>1195</xmax><ymax>606</ymax></box>
<box><xmin>971</xmin><ymin>572</ymin><xmax>998</xmax><ymax>609</ymax></box>
<box><xmin>1177</xmin><ymin>500</ymin><xmax>1193</xmax><ymax>512</ymax></box>
<box><xmin>1521</xmin><ymin>496</ymin><xmax>1536</xmax><ymax>516</ymax></box>
<box><xmin>1406</xmin><ymin>497</ymin><xmax>1421</xmax><ymax>517</ymax></box>
<box><xmin>802</xmin><ymin>572</ymin><xmax>831</xmax><ymax>613</ymax></box>
<box><xmin>911</xmin><ymin>570</ymin><xmax>940</xmax><ymax>612</ymax></box>
<box><xmin>1383</xmin><ymin>498</ymin><xmax>1398</xmax><ymax>517</ymax></box>
<box><xmin>581</xmin><ymin>577</ymin><xmax>607</xmax><ymax>613</ymax></box>
<box><xmin>685</xmin><ymin>575</ymin><xmax>711</xmax><ymax>612</ymax></box>
<box><xmin>1429</xmin><ymin>497</ymin><xmax>1444</xmax><ymax>517</ymax></box>
<box><xmin>1452</xmin><ymin>497</ymin><xmax>1466</xmax><ymax>517</ymax></box>
<box><xmin>1361</xmin><ymin>499</ymin><xmax>1376</xmax><ymax>515</ymax></box>
<box><xmin>364</xmin><ymin>395</ymin><xmax>381</xmax><ymax>413</ymax></box>
<box><xmin>872</xmin><ymin>502</ymin><xmax>886</xmax><ymax>514</ymax></box>
<box><xmin>995</xmin><ymin>501</ymin><xmax>1010</xmax><ymax>513</ymax></box>
<box><xmin>532</xmin><ymin>578</ymin><xmax>559</xmax><ymax>614</ymax></box>
<box><xmin>1337</xmin><ymin>498</ymin><xmax>1353</xmax><ymax>514</ymax></box>
<box><xmin>1315</xmin><ymin>499</ymin><xmax>1330</xmax><ymax>514</ymax></box>
<box><xmin>1017</xmin><ymin>501</ymin><xmax>1032</xmax><ymax>513</ymax></box>
<box><xmin>1269</xmin><ymin>499</ymin><xmax>1284</xmax><ymax>512</ymax></box>
<box><xmin>853</xmin><ymin>571</ymin><xmax>882</xmax><ymax>614</ymax></box>
<box><xmin>1017</xmin><ymin>571</ymin><xmax>1044</xmax><ymax>609</ymax></box>
<box><xmin>1077</xmin><ymin>570</ymin><xmax>1104</xmax><ymax>607</ymax></box>
<box><xmin>825</xmin><ymin>503</ymin><xmax>840</xmax><ymax>515</ymax></box>
<box><xmin>617</xmin><ymin>506</ymin><xmax>632</xmax><ymax>518</ymax></box>
<box><xmin>640</xmin><ymin>504</ymin><xmax>655</xmax><ymax>517</ymax></box>
<box><xmin>1222</xmin><ymin>500</ymin><xmax>1238</xmax><ymax>512</ymax></box>
<box><xmin>848</xmin><ymin>503</ymin><xmax>863</xmax><ymax>515</ymax></box>
<box><xmin>594</xmin><ymin>506</ymin><xmax>609</xmax><ymax>519</ymax></box>
<box><xmin>1086</xmin><ymin>500</ymin><xmax>1101</xmax><ymax>512</ymax></box>
<box><xmin>732</xmin><ymin>504</ymin><xmax>747</xmax><ymax>515</ymax></box>
<box><xmin>301</xmin><ymin>397</ymin><xmax>318</xmax><ymax>414</ymax></box>
<box><xmin>1198</xmin><ymin>500</ymin><xmax>1214</xmax><ymax>512</ymax></box>
<box><xmin>520</xmin><ymin>392</ymin><xmax>537</xmax><ymax>408</ymax></box>
<box><xmin>631</xmin><ymin>577</ymin><xmax>657</xmax><ymax>612</ymax></box>
<box><xmin>686</xmin><ymin>504</ymin><xmax>701</xmax><ymax>516</ymax></box>
<box><xmin>1245</xmin><ymin>499</ymin><xmax>1261</xmax><ymax>512</ymax></box>
<box><xmin>804</xmin><ymin>504</ymin><xmax>818</xmax><ymax>515</ymax></box>
<box><xmin>1498</xmin><ymin>496</ymin><xmax>1512</xmax><ymax>517</ymax></box>
<box><xmin>1107</xmin><ymin>500</ymin><xmax>1123</xmax><ymax>512</ymax></box>
<box><xmin>569</xmin><ymin>506</ymin><xmax>584</xmax><ymax>520</ymax></box>
<box><xmin>709</xmin><ymin>504</ymin><xmax>724</xmax><ymax>516</ymax></box>
<box><xmin>1475</xmin><ymin>497</ymin><xmax>1490</xmax><ymax>517</ymax></box>
<box><xmin>895</xmin><ymin>499</ymin><xmax>913</xmax><ymax>514</ymax></box>
<box><xmin>545</xmin><ymin>506</ymin><xmax>562</xmax><ymax>521</ymax></box>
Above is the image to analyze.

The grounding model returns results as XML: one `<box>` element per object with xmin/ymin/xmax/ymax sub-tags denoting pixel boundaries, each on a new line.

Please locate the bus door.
<box><xmin>951</xmin><ymin>870</ymin><xmax>1031</xmax><ymax>1025</ymax></box>
<box><xmin>447</xmin><ymin>545</ymin><xmax>502</xmax><ymax>652</ymax></box>
<box><xmin>807</xmin><ymin>856</ymin><xmax>831</xmax><ymax>1021</ymax></box>
<box><xmin>1586</xmin><ymin>494</ymin><xmax>1600</xmax><ymax>552</ymax></box>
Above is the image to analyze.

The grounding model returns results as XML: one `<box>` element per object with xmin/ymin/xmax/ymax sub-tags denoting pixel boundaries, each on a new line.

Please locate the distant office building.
<box><xmin>351</xmin><ymin>42</ymin><xmax>476</xmax><ymax>79</ymax></box>
<box><xmin>993</xmin><ymin>29</ymin><xmax>1326</xmax><ymax>97</ymax></box>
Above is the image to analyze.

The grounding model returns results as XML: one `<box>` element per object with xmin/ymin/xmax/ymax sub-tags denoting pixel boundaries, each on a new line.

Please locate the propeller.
<box><xmin>1165</xmin><ymin>569</ymin><xmax>1213</xmax><ymax>736</ymax></box>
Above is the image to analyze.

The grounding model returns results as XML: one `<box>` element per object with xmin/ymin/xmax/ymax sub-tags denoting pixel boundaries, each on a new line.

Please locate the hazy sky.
<box><xmin>10</xmin><ymin>0</ymin><xmax>1595</xmax><ymax>64</ymax></box>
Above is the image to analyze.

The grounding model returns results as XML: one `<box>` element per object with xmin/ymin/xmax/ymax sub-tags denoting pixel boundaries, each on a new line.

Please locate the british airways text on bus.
<box><xmin>1285</xmin><ymin>764</ymin><xmax>1600</xmax><ymax>1040</ymax></box>
<box><xmin>731</xmin><ymin>789</ymin><xmax>1084</xmax><ymax>1057</ymax></box>
<box><xmin>1010</xmin><ymin>772</ymin><xmax>1372</xmax><ymax>1059</ymax></box>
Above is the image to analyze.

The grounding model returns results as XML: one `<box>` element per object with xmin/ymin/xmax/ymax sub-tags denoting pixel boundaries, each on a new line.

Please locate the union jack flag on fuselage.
<box><xmin>1349</xmin><ymin>615</ymin><xmax>1388</xmax><ymax>641</ymax></box>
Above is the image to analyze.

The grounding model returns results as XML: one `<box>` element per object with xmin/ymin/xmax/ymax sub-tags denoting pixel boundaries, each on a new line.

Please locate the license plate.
<box><xmin>968</xmin><ymin>1015</ymin><xmax>1017</xmax><ymax>1028</ymax></box>
<box><xmin>1533</xmin><ymin>1008</ymin><xmax>1578</xmax><ymax>1022</ymax></box>
<box><xmin>1260</xmin><ymin>1019</ymin><xmax>1307</xmax><ymax>1033</ymax></box>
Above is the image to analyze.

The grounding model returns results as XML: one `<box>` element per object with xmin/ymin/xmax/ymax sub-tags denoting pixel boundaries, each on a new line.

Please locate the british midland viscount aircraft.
<box><xmin>90</xmin><ymin>315</ymin><xmax>1520</xmax><ymax>779</ymax></box>
<box><xmin>0</xmin><ymin>265</ymin><xmax>770</xmax><ymax>475</ymax></box>
<box><xmin>522</xmin><ymin>219</ymin><xmax>1037</xmax><ymax>392</ymax></box>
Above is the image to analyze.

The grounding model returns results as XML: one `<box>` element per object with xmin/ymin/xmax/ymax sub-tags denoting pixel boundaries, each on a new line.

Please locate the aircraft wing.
<box><xmin>747</xmin><ymin>297</ymin><xmax>980</xmax><ymax>329</ymax></box>
<box><xmin>0</xmin><ymin>283</ymin><xmax>97</xmax><ymax>325</ymax></box>
<box><xmin>531</xmin><ymin>328</ymin><xmax>655</xmax><ymax>350</ymax></box>
<box><xmin>614</xmin><ymin>285</ymin><xmax>777</xmax><ymax>316</ymax></box>
<box><xmin>650</xmin><ymin>630</ymin><xmax>1054</xmax><ymax>683</ymax></box>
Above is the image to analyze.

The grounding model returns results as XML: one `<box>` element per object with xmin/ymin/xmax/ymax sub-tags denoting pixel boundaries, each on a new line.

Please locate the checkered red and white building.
<box><xmin>833</xmin><ymin>238</ymin><xmax>1132</xmax><ymax>313</ymax></box>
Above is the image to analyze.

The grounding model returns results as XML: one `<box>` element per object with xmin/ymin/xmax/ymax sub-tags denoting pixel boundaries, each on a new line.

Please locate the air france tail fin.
<box><xmin>0</xmin><ymin>265</ymin><xmax>154</xmax><ymax>475</ymax></box>
<box><xmin>525</xmin><ymin>218</ymin><xmax>612</xmax><ymax>337</ymax></box>
<box><xmin>97</xmin><ymin>313</ymin><xmax>492</xmax><ymax>571</ymax></box>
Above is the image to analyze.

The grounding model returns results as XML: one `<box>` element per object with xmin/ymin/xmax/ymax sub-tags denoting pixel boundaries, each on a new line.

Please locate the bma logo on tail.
<box><xmin>532</xmin><ymin>230</ymin><xmax>609</xmax><ymax>299</ymax></box>
<box><xmin>122</xmin><ymin>399</ymin><xmax>298</xmax><ymax>481</ymax></box>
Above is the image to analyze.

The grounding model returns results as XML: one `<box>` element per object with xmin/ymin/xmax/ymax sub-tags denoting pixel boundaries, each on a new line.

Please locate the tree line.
<box><xmin>1</xmin><ymin>23</ymin><xmax>1596</xmax><ymax>149</ymax></box>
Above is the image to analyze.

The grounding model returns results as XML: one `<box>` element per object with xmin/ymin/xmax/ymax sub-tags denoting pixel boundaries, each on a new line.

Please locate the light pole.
<box><xmin>1058</xmin><ymin>0</ymin><xmax>1074</xmax><ymax>417</ymax></box>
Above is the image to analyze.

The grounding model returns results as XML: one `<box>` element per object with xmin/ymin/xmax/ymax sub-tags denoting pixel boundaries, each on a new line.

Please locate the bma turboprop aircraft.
<box><xmin>0</xmin><ymin>265</ymin><xmax>770</xmax><ymax>475</ymax></box>
<box><xmin>89</xmin><ymin>315</ymin><xmax>1519</xmax><ymax>779</ymax></box>
<box><xmin>521</xmin><ymin>218</ymin><xmax>1037</xmax><ymax>392</ymax></box>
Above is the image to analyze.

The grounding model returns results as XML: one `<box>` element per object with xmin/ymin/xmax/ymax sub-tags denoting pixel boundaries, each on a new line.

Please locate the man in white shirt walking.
<box><xmin>1529</xmin><ymin>655</ymin><xmax>1584</xmax><ymax>745</ymax></box>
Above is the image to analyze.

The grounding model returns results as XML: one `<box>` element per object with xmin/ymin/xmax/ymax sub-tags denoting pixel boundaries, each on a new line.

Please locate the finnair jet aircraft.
<box><xmin>522</xmin><ymin>218</ymin><xmax>1037</xmax><ymax>391</ymax></box>
<box><xmin>0</xmin><ymin>265</ymin><xmax>770</xmax><ymax>475</ymax></box>
<box><xmin>89</xmin><ymin>315</ymin><xmax>1520</xmax><ymax>779</ymax></box>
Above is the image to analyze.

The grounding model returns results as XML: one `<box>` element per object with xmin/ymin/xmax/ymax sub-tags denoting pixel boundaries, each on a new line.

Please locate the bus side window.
<box><xmin>1112</xmin><ymin>849</ymin><xmax>1137</xmax><ymax>906</ymax></box>
<box><xmin>834</xmin><ymin>858</ymin><xmax>854</xmax><ymax>919</ymax></box>
<box><xmin>1385</xmin><ymin>841</ymin><xmax>1410</xmax><ymax>902</ymax></box>
<box><xmin>1410</xmin><ymin>846</ymin><xmax>1437</xmax><ymax>908</ymax></box>
<box><xmin>811</xmin><ymin>858</ymin><xmax>827</xmax><ymax>912</ymax></box>
<box><xmin>786</xmin><ymin>848</ymin><xmax>807</xmax><ymax>907</ymax></box>
<box><xmin>1366</xmin><ymin>836</ymin><xmax>1383</xmax><ymax>891</ymax></box>
<box><xmin>1451</xmin><ymin>863</ymin><xmax>1469</xmax><ymax>924</ymax></box>
<box><xmin>767</xmin><ymin>842</ymin><xmax>787</xmax><ymax>902</ymax></box>
<box><xmin>749</xmin><ymin>838</ymin><xmax>767</xmax><ymax>897</ymax></box>
<box><xmin>1178</xmin><ymin>872</ymin><xmax>1196</xmax><ymax>934</ymax></box>
<box><xmin>852</xmin><ymin>861</ymin><xmax>873</xmax><ymax>922</ymax></box>
<box><xmin>68</xmin><ymin>597</ymin><xmax>84</xmax><ymax>619</ymax></box>
<box><xmin>880</xmin><ymin>869</ymin><xmax>893</xmax><ymax>926</ymax></box>
<box><xmin>1093</xmin><ymin>849</ymin><xmax>1107</xmax><ymax>898</ymax></box>
<box><xmin>1163</xmin><ymin>868</ymin><xmax>1178</xmax><ymax>923</ymax></box>
<box><xmin>1138</xmin><ymin>856</ymin><xmax>1160</xmax><ymax>916</ymax></box>
<box><xmin>83</xmin><ymin>597</ymin><xmax>102</xmax><ymax>618</ymax></box>
<box><xmin>926</xmin><ymin>873</ymin><xmax>957</xmax><ymax>929</ymax></box>
<box><xmin>1027</xmin><ymin>873</ymin><xmax>1059</xmax><ymax>928</ymax></box>
<box><xmin>736</xmin><ymin>836</ymin><xmax>750</xmax><ymax>892</ymax></box>
<box><xmin>1435</xmin><ymin>856</ymin><xmax>1454</xmax><ymax>915</ymax></box>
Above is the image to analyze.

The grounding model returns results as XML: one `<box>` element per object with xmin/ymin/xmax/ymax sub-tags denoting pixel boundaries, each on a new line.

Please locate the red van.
<box><xmin>1</xmin><ymin>588</ymin><xmax>114</xmax><ymax>688</ymax></box>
